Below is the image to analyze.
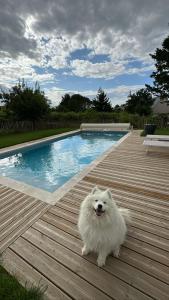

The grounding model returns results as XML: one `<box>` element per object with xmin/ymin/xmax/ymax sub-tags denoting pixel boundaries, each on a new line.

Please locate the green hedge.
<box><xmin>0</xmin><ymin>111</ymin><xmax>7</xmax><ymax>120</ymax></box>
<box><xmin>49</xmin><ymin>111</ymin><xmax>154</xmax><ymax>128</ymax></box>
<box><xmin>49</xmin><ymin>111</ymin><xmax>168</xmax><ymax>129</ymax></box>
<box><xmin>1</xmin><ymin>109</ymin><xmax>168</xmax><ymax>130</ymax></box>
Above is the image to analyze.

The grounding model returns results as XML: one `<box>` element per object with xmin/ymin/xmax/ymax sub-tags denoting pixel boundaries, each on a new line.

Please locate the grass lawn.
<box><xmin>155</xmin><ymin>128</ymin><xmax>169</xmax><ymax>135</ymax></box>
<box><xmin>0</xmin><ymin>128</ymin><xmax>76</xmax><ymax>149</ymax></box>
<box><xmin>0</xmin><ymin>265</ymin><xmax>44</xmax><ymax>300</ymax></box>
<box><xmin>141</xmin><ymin>127</ymin><xmax>169</xmax><ymax>136</ymax></box>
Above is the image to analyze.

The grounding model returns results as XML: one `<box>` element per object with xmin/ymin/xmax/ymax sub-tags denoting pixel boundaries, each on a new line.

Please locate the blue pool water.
<box><xmin>0</xmin><ymin>131</ymin><xmax>126</xmax><ymax>192</ymax></box>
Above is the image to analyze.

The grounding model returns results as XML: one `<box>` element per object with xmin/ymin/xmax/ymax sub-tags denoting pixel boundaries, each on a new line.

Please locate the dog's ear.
<box><xmin>91</xmin><ymin>186</ymin><xmax>100</xmax><ymax>194</ymax></box>
<box><xmin>105</xmin><ymin>189</ymin><xmax>112</xmax><ymax>199</ymax></box>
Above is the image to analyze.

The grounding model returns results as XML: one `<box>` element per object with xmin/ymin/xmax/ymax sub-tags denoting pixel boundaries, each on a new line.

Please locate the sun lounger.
<box><xmin>143</xmin><ymin>134</ymin><xmax>169</xmax><ymax>153</ymax></box>
<box><xmin>146</xmin><ymin>135</ymin><xmax>169</xmax><ymax>141</ymax></box>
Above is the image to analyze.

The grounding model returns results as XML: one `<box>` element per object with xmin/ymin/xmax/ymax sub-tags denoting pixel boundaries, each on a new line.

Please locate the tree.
<box><xmin>125</xmin><ymin>88</ymin><xmax>154</xmax><ymax>116</ymax></box>
<box><xmin>56</xmin><ymin>93</ymin><xmax>92</xmax><ymax>112</ymax></box>
<box><xmin>146</xmin><ymin>35</ymin><xmax>169</xmax><ymax>101</ymax></box>
<box><xmin>0</xmin><ymin>79</ymin><xmax>50</xmax><ymax>125</ymax></box>
<box><xmin>113</xmin><ymin>104</ymin><xmax>123</xmax><ymax>112</ymax></box>
<box><xmin>70</xmin><ymin>94</ymin><xmax>92</xmax><ymax>112</ymax></box>
<box><xmin>56</xmin><ymin>94</ymin><xmax>71</xmax><ymax>112</ymax></box>
<box><xmin>92</xmin><ymin>88</ymin><xmax>112</xmax><ymax>112</ymax></box>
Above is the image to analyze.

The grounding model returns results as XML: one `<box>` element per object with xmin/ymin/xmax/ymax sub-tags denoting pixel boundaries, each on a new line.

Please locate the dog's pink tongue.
<box><xmin>96</xmin><ymin>210</ymin><xmax>102</xmax><ymax>216</ymax></box>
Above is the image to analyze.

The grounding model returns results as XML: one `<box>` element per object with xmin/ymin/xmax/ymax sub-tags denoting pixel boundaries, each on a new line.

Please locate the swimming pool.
<box><xmin>0</xmin><ymin>131</ymin><xmax>126</xmax><ymax>192</ymax></box>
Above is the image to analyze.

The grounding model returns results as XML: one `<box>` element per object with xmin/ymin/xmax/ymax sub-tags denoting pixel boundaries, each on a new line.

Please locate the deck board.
<box><xmin>3</xmin><ymin>248</ymin><xmax>71</xmax><ymax>300</ymax></box>
<box><xmin>0</xmin><ymin>188</ymin><xmax>50</xmax><ymax>252</ymax></box>
<box><xmin>1</xmin><ymin>131</ymin><xmax>169</xmax><ymax>300</ymax></box>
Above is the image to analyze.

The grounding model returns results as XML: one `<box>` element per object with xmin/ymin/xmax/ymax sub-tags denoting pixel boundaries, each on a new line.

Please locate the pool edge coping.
<box><xmin>0</xmin><ymin>129</ymin><xmax>80</xmax><ymax>157</ymax></box>
<box><xmin>0</xmin><ymin>130</ymin><xmax>131</xmax><ymax>205</ymax></box>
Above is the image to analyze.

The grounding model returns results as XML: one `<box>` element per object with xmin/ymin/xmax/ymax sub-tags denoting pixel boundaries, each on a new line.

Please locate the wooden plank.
<box><xmin>75</xmin><ymin>181</ymin><xmax>169</xmax><ymax>208</ymax></box>
<box><xmin>0</xmin><ymin>195</ymin><xmax>33</xmax><ymax>222</ymax></box>
<box><xmin>40</xmin><ymin>211</ymin><xmax>169</xmax><ymax>267</ymax></box>
<box><xmin>0</xmin><ymin>200</ymin><xmax>38</xmax><ymax>239</ymax></box>
<box><xmin>114</xmin><ymin>201</ymin><xmax>169</xmax><ymax>223</ymax></box>
<box><xmin>33</xmin><ymin>219</ymin><xmax>81</xmax><ymax>253</ymax></box>
<box><xmin>128</xmin><ymin>218</ymin><xmax>169</xmax><ymax>240</ymax></box>
<box><xmin>115</xmin><ymin>154</ymin><xmax>168</xmax><ymax>164</ymax></box>
<box><xmin>125</xmin><ymin>237</ymin><xmax>169</xmax><ymax>267</ymax></box>
<box><xmin>0</xmin><ymin>193</ymin><xmax>28</xmax><ymax>214</ymax></box>
<box><xmin>41</xmin><ymin>212</ymin><xmax>78</xmax><ymax>238</ymax></box>
<box><xmin>0</xmin><ymin>190</ymin><xmax>20</xmax><ymax>208</ymax></box>
<box><xmin>60</xmin><ymin>188</ymin><xmax>169</xmax><ymax>218</ymax></box>
<box><xmin>57</xmin><ymin>201</ymin><xmax>80</xmax><ymax>214</ymax></box>
<box><xmin>33</xmin><ymin>219</ymin><xmax>169</xmax><ymax>285</ymax></box>
<box><xmin>10</xmin><ymin>237</ymin><xmax>113</xmax><ymax>300</ymax></box>
<box><xmin>50</xmin><ymin>202</ymin><xmax>169</xmax><ymax>244</ymax></box>
<box><xmin>22</xmin><ymin>228</ymin><xmax>155</xmax><ymax>300</ymax></box>
<box><xmin>92</xmin><ymin>169</ymin><xmax>169</xmax><ymax>190</ymax></box>
<box><xmin>64</xmin><ymin>185</ymin><xmax>169</xmax><ymax>213</ymax></box>
<box><xmin>130</xmin><ymin>212</ymin><xmax>169</xmax><ymax>230</ymax></box>
<box><xmin>87</xmin><ymin>171</ymin><xmax>169</xmax><ymax>194</ymax></box>
<box><xmin>0</xmin><ymin>202</ymin><xmax>49</xmax><ymax>252</ymax></box>
<box><xmin>83</xmin><ymin>175</ymin><xmax>169</xmax><ymax>201</ymax></box>
<box><xmin>99</xmin><ymin>161</ymin><xmax>169</xmax><ymax>174</ymax></box>
<box><xmin>3</xmin><ymin>248</ymin><xmax>71</xmax><ymax>300</ymax></box>
<box><xmin>128</xmin><ymin>227</ymin><xmax>169</xmax><ymax>252</ymax></box>
<box><xmin>0</xmin><ymin>185</ymin><xmax>8</xmax><ymax>192</ymax></box>
<box><xmin>97</xmin><ymin>162</ymin><xmax>169</xmax><ymax>178</ymax></box>
<box><xmin>58</xmin><ymin>196</ymin><xmax>169</xmax><ymax>229</ymax></box>
<box><xmin>0</xmin><ymin>187</ymin><xmax>15</xmax><ymax>198</ymax></box>
<box><xmin>49</xmin><ymin>206</ymin><xmax>77</xmax><ymax>224</ymax></box>
<box><xmin>49</xmin><ymin>205</ymin><xmax>169</xmax><ymax>252</ymax></box>
<box><xmin>62</xmin><ymin>193</ymin><xmax>169</xmax><ymax>230</ymax></box>
<box><xmin>56</xmin><ymin>201</ymin><xmax>169</xmax><ymax>240</ymax></box>
<box><xmin>102</xmin><ymin>158</ymin><xmax>169</xmax><ymax>169</ymax></box>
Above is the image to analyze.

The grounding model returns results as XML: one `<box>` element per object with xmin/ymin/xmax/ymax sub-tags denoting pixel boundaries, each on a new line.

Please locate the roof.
<box><xmin>152</xmin><ymin>97</ymin><xmax>169</xmax><ymax>114</ymax></box>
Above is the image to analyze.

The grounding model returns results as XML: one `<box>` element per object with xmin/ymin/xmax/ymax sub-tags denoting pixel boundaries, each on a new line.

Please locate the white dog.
<box><xmin>78</xmin><ymin>186</ymin><xmax>130</xmax><ymax>267</ymax></box>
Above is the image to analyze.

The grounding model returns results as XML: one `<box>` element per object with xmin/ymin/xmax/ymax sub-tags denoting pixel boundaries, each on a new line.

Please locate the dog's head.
<box><xmin>89</xmin><ymin>186</ymin><xmax>113</xmax><ymax>217</ymax></box>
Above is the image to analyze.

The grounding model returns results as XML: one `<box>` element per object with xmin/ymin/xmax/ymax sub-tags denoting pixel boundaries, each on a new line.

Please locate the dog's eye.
<box><xmin>103</xmin><ymin>201</ymin><xmax>107</xmax><ymax>204</ymax></box>
<box><xmin>95</xmin><ymin>199</ymin><xmax>98</xmax><ymax>202</ymax></box>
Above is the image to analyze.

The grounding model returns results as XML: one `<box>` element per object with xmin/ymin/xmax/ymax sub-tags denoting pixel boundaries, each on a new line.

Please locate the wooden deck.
<box><xmin>0</xmin><ymin>186</ymin><xmax>50</xmax><ymax>252</ymax></box>
<box><xmin>1</xmin><ymin>131</ymin><xmax>169</xmax><ymax>300</ymax></box>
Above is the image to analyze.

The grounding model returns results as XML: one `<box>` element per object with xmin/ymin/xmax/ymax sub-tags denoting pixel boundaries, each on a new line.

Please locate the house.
<box><xmin>152</xmin><ymin>97</ymin><xmax>169</xmax><ymax>114</ymax></box>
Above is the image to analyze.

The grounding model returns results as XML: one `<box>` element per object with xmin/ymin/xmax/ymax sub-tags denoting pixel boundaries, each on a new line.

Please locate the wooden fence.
<box><xmin>0</xmin><ymin>120</ymin><xmax>79</xmax><ymax>132</ymax></box>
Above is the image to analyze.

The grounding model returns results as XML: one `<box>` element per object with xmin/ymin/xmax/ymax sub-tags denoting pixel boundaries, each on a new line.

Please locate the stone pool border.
<box><xmin>0</xmin><ymin>129</ymin><xmax>131</xmax><ymax>205</ymax></box>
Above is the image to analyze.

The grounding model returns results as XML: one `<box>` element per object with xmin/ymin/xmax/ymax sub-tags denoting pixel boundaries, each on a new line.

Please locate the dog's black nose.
<box><xmin>98</xmin><ymin>204</ymin><xmax>102</xmax><ymax>210</ymax></box>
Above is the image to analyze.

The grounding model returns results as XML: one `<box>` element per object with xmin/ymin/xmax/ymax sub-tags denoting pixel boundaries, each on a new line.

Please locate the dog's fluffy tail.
<box><xmin>119</xmin><ymin>208</ymin><xmax>131</xmax><ymax>225</ymax></box>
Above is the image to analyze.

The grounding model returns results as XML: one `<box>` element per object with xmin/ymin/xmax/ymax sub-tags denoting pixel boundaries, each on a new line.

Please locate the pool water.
<box><xmin>0</xmin><ymin>131</ymin><xmax>126</xmax><ymax>192</ymax></box>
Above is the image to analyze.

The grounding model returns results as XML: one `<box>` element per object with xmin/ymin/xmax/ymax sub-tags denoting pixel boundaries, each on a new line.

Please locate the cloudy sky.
<box><xmin>0</xmin><ymin>0</ymin><xmax>169</xmax><ymax>107</ymax></box>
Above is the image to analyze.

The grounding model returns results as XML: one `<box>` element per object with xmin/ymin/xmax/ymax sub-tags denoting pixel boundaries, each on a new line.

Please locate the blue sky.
<box><xmin>0</xmin><ymin>0</ymin><xmax>168</xmax><ymax>107</ymax></box>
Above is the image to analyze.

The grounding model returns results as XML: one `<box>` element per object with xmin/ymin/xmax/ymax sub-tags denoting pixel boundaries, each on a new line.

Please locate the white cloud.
<box><xmin>44</xmin><ymin>87</ymin><xmax>66</xmax><ymax>106</ymax></box>
<box><xmin>71</xmin><ymin>60</ymin><xmax>125</xmax><ymax>79</ymax></box>
<box><xmin>0</xmin><ymin>55</ymin><xmax>56</xmax><ymax>89</ymax></box>
<box><xmin>70</xmin><ymin>59</ymin><xmax>154</xmax><ymax>79</ymax></box>
<box><xmin>32</xmin><ymin>73</ymin><xmax>55</xmax><ymax>82</ymax></box>
<box><xmin>0</xmin><ymin>0</ymin><xmax>168</xmax><ymax>95</ymax></box>
<box><xmin>1</xmin><ymin>0</ymin><xmax>168</xmax><ymax>66</ymax></box>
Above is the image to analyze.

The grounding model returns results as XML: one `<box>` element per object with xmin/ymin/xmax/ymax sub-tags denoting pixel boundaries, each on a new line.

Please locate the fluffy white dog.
<box><xmin>78</xmin><ymin>186</ymin><xmax>130</xmax><ymax>267</ymax></box>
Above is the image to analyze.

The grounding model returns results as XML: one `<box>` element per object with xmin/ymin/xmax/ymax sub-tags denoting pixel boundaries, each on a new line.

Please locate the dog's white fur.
<box><xmin>78</xmin><ymin>186</ymin><xmax>130</xmax><ymax>267</ymax></box>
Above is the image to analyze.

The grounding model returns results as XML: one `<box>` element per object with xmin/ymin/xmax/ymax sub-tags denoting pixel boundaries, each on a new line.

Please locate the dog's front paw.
<box><xmin>113</xmin><ymin>247</ymin><xmax>120</xmax><ymax>258</ymax></box>
<box><xmin>97</xmin><ymin>256</ymin><xmax>106</xmax><ymax>267</ymax></box>
<box><xmin>82</xmin><ymin>245</ymin><xmax>90</xmax><ymax>256</ymax></box>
